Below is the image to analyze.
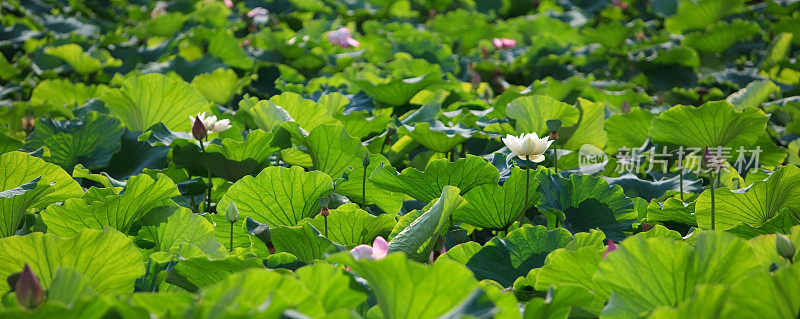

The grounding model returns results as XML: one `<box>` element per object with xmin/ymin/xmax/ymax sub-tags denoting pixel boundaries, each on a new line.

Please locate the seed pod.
<box><xmin>545</xmin><ymin>119</ymin><xmax>562</xmax><ymax>132</ymax></box>
<box><xmin>776</xmin><ymin>233</ymin><xmax>796</xmax><ymax>261</ymax></box>
<box><xmin>320</xmin><ymin>206</ymin><xmax>329</xmax><ymax>217</ymax></box>
<box><xmin>191</xmin><ymin>116</ymin><xmax>207</xmax><ymax>140</ymax></box>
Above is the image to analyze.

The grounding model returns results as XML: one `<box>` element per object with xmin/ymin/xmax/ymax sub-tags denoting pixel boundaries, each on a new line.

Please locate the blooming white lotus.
<box><xmin>502</xmin><ymin>133</ymin><xmax>553</xmax><ymax>162</ymax></box>
<box><xmin>189</xmin><ymin>112</ymin><xmax>231</xmax><ymax>133</ymax></box>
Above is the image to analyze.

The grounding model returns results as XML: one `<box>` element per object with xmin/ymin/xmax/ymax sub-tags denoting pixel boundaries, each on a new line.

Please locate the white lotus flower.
<box><xmin>502</xmin><ymin>133</ymin><xmax>553</xmax><ymax>162</ymax></box>
<box><xmin>189</xmin><ymin>112</ymin><xmax>231</xmax><ymax>134</ymax></box>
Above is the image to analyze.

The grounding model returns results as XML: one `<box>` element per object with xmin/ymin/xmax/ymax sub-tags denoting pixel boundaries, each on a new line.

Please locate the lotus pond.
<box><xmin>1</xmin><ymin>0</ymin><xmax>800</xmax><ymax>318</ymax></box>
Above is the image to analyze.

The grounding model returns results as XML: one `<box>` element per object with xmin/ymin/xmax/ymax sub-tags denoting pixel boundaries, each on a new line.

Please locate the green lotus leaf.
<box><xmin>537</xmin><ymin>169</ymin><xmax>636</xmax><ymax>241</ymax></box>
<box><xmin>41</xmin><ymin>173</ymin><xmax>180</xmax><ymax>236</ymax></box>
<box><xmin>442</xmin><ymin>225</ymin><xmax>573</xmax><ymax>287</ymax></box>
<box><xmin>195</xmin><ymin>268</ymin><xmax>325</xmax><ymax>317</ymax></box>
<box><xmin>268</xmin><ymin>221</ymin><xmax>339</xmax><ymax>263</ymax></box>
<box><xmin>505</xmin><ymin>95</ymin><xmax>579</xmax><ymax>136</ymax></box>
<box><xmin>29</xmin><ymin>79</ymin><xmax>109</xmax><ymax>109</ymax></box>
<box><xmin>99</xmin><ymin>73</ymin><xmax>212</xmax><ymax>132</ymax></box>
<box><xmin>306</xmin><ymin>203</ymin><xmax>396</xmax><ymax>247</ymax></box>
<box><xmin>0</xmin><ymin>151</ymin><xmax>83</xmax><ymax>237</ymax></box>
<box><xmin>172</xmin><ymin>129</ymin><xmax>280</xmax><ymax>182</ymax></box>
<box><xmin>218</xmin><ymin>166</ymin><xmax>333</xmax><ymax>227</ymax></box>
<box><xmin>647</xmin><ymin>284</ymin><xmax>733</xmax><ymax>319</ymax></box>
<box><xmin>137</xmin><ymin>206</ymin><xmax>226</xmax><ymax>258</ymax></box>
<box><xmin>558</xmin><ymin>98</ymin><xmax>607</xmax><ymax>151</ymax></box>
<box><xmin>399</xmin><ymin>121</ymin><xmax>473</xmax><ymax>153</ymax></box>
<box><xmin>370</xmin><ymin>155</ymin><xmax>499</xmax><ymax>203</ymax></box>
<box><xmin>649</xmin><ymin>100</ymin><xmax>768</xmax><ymax>154</ymax></box>
<box><xmin>245</xmin><ymin>93</ymin><xmax>339</xmax><ymax>132</ymax></box>
<box><xmin>455</xmin><ymin>167</ymin><xmax>541</xmax><ymax>230</ymax></box>
<box><xmin>388</xmin><ymin>186</ymin><xmax>466</xmax><ymax>262</ymax></box>
<box><xmin>21</xmin><ymin>112</ymin><xmax>123</xmax><ymax>172</ymax></box>
<box><xmin>535</xmin><ymin>246</ymin><xmax>609</xmax><ymax>315</ymax></box>
<box><xmin>44</xmin><ymin>44</ymin><xmax>122</xmax><ymax>74</ymax></box>
<box><xmin>329</xmin><ymin>253</ymin><xmax>483</xmax><ymax>319</ymax></box>
<box><xmin>594</xmin><ymin>232</ymin><xmax>759</xmax><ymax>318</ymax></box>
<box><xmin>684</xmin><ymin>19</ymin><xmax>761</xmax><ymax>53</ymax></box>
<box><xmin>166</xmin><ymin>255</ymin><xmax>263</xmax><ymax>292</ymax></box>
<box><xmin>726</xmin><ymin>262</ymin><xmax>800</xmax><ymax>318</ymax></box>
<box><xmin>695</xmin><ymin>165</ymin><xmax>800</xmax><ymax>233</ymax></box>
<box><xmin>294</xmin><ymin>262</ymin><xmax>369</xmax><ymax>314</ymax></box>
<box><xmin>664</xmin><ymin>0</ymin><xmax>747</xmax><ymax>34</ymax></box>
<box><xmin>347</xmin><ymin>62</ymin><xmax>443</xmax><ymax>106</ymax></box>
<box><xmin>109</xmin><ymin>291</ymin><xmax>195</xmax><ymax>318</ymax></box>
<box><xmin>646</xmin><ymin>198</ymin><xmax>697</xmax><ymax>226</ymax></box>
<box><xmin>206</xmin><ymin>29</ymin><xmax>253</xmax><ymax>69</ymax></box>
<box><xmin>142</xmin><ymin>12</ymin><xmax>187</xmax><ymax>37</ymax></box>
<box><xmin>191</xmin><ymin>68</ymin><xmax>241</xmax><ymax>105</ymax></box>
<box><xmin>294</xmin><ymin>123</ymin><xmax>403</xmax><ymax>213</ymax></box>
<box><xmin>726</xmin><ymin>79</ymin><xmax>780</xmax><ymax>110</ymax></box>
<box><xmin>524</xmin><ymin>284</ymin><xmax>595</xmax><ymax>319</ymax></box>
<box><xmin>605</xmin><ymin>107</ymin><xmax>654</xmax><ymax>154</ymax></box>
<box><xmin>0</xmin><ymin>228</ymin><xmax>143</xmax><ymax>294</ymax></box>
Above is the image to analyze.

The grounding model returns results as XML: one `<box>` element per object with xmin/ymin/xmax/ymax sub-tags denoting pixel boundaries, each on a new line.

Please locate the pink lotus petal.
<box><xmin>247</xmin><ymin>7</ymin><xmax>268</xmax><ymax>18</ymax></box>
<box><xmin>372</xmin><ymin>236</ymin><xmax>388</xmax><ymax>260</ymax></box>
<box><xmin>346</xmin><ymin>37</ymin><xmax>361</xmax><ymax>48</ymax></box>
<box><xmin>603</xmin><ymin>241</ymin><xmax>618</xmax><ymax>259</ymax></box>
<box><xmin>503</xmin><ymin>38</ymin><xmax>517</xmax><ymax>48</ymax></box>
<box><xmin>492</xmin><ymin>38</ymin><xmax>504</xmax><ymax>49</ymax></box>
<box><xmin>350</xmin><ymin>245</ymin><xmax>374</xmax><ymax>260</ymax></box>
<box><xmin>224</xmin><ymin>0</ymin><xmax>233</xmax><ymax>9</ymax></box>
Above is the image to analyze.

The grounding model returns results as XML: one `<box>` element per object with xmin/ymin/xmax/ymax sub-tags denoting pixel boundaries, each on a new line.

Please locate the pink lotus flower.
<box><xmin>247</xmin><ymin>7</ymin><xmax>268</xmax><ymax>18</ymax></box>
<box><xmin>224</xmin><ymin>0</ymin><xmax>233</xmax><ymax>9</ymax></box>
<box><xmin>613</xmin><ymin>0</ymin><xmax>628</xmax><ymax>9</ymax></box>
<box><xmin>492</xmin><ymin>38</ymin><xmax>517</xmax><ymax>50</ymax></box>
<box><xmin>328</xmin><ymin>27</ymin><xmax>361</xmax><ymax>48</ymax></box>
<box><xmin>151</xmin><ymin>1</ymin><xmax>168</xmax><ymax>18</ymax></box>
<box><xmin>603</xmin><ymin>241</ymin><xmax>618</xmax><ymax>259</ymax></box>
<box><xmin>350</xmin><ymin>236</ymin><xmax>388</xmax><ymax>260</ymax></box>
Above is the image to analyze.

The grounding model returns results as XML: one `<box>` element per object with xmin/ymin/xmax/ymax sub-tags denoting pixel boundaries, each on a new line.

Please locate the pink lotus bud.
<box><xmin>613</xmin><ymin>0</ymin><xmax>628</xmax><ymax>9</ymax></box>
<box><xmin>15</xmin><ymin>264</ymin><xmax>43</xmax><ymax>309</ymax></box>
<box><xmin>223</xmin><ymin>0</ymin><xmax>233</xmax><ymax>9</ymax></box>
<box><xmin>191</xmin><ymin>116</ymin><xmax>207</xmax><ymax>141</ymax></box>
<box><xmin>603</xmin><ymin>241</ymin><xmax>618</xmax><ymax>259</ymax></box>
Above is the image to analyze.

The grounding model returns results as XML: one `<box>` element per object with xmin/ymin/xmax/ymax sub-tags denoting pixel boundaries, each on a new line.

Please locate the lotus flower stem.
<box><xmin>524</xmin><ymin>155</ymin><xmax>530</xmax><ymax>220</ymax></box>
<box><xmin>229</xmin><ymin>222</ymin><xmax>234</xmax><ymax>252</ymax></box>
<box><xmin>553</xmin><ymin>143</ymin><xmax>558</xmax><ymax>174</ymax></box>
<box><xmin>324</xmin><ymin>215</ymin><xmax>328</xmax><ymax>237</ymax></box>
<box><xmin>198</xmin><ymin>139</ymin><xmax>212</xmax><ymax>213</ymax></box>
<box><xmin>362</xmin><ymin>164</ymin><xmax>367</xmax><ymax>209</ymax></box>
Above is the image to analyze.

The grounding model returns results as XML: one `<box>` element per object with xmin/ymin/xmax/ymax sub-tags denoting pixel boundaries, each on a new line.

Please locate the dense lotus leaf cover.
<box><xmin>2</xmin><ymin>0</ymin><xmax>800</xmax><ymax>317</ymax></box>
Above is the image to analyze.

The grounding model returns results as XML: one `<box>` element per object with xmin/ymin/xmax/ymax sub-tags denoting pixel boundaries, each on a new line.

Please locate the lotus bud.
<box><xmin>191</xmin><ymin>116</ymin><xmax>207</xmax><ymax>141</ymax></box>
<box><xmin>362</xmin><ymin>153</ymin><xmax>370</xmax><ymax>167</ymax></box>
<box><xmin>225</xmin><ymin>201</ymin><xmax>239</xmax><ymax>223</ymax></box>
<box><xmin>22</xmin><ymin>114</ymin><xmax>35</xmax><ymax>133</ymax></box>
<box><xmin>621</xmin><ymin>101</ymin><xmax>630</xmax><ymax>114</ymax></box>
<box><xmin>776</xmin><ymin>233</ymin><xmax>795</xmax><ymax>261</ymax></box>
<box><xmin>15</xmin><ymin>264</ymin><xmax>43</xmax><ymax>309</ymax></box>
<box><xmin>602</xmin><ymin>241</ymin><xmax>618</xmax><ymax>259</ymax></box>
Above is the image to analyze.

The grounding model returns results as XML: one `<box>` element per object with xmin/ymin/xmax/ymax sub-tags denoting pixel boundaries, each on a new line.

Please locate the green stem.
<box><xmin>553</xmin><ymin>143</ymin><xmax>558</xmax><ymax>174</ymax></box>
<box><xmin>710</xmin><ymin>170</ymin><xmax>716</xmax><ymax>230</ymax></box>
<box><xmin>229</xmin><ymin>222</ymin><xmax>234</xmax><ymax>253</ymax></box>
<box><xmin>199</xmin><ymin>139</ymin><xmax>212</xmax><ymax>213</ymax></box>
<box><xmin>362</xmin><ymin>164</ymin><xmax>367</xmax><ymax>209</ymax></box>
<box><xmin>324</xmin><ymin>215</ymin><xmax>328</xmax><ymax>237</ymax></box>
<box><xmin>525</xmin><ymin>155</ymin><xmax>530</xmax><ymax>220</ymax></box>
